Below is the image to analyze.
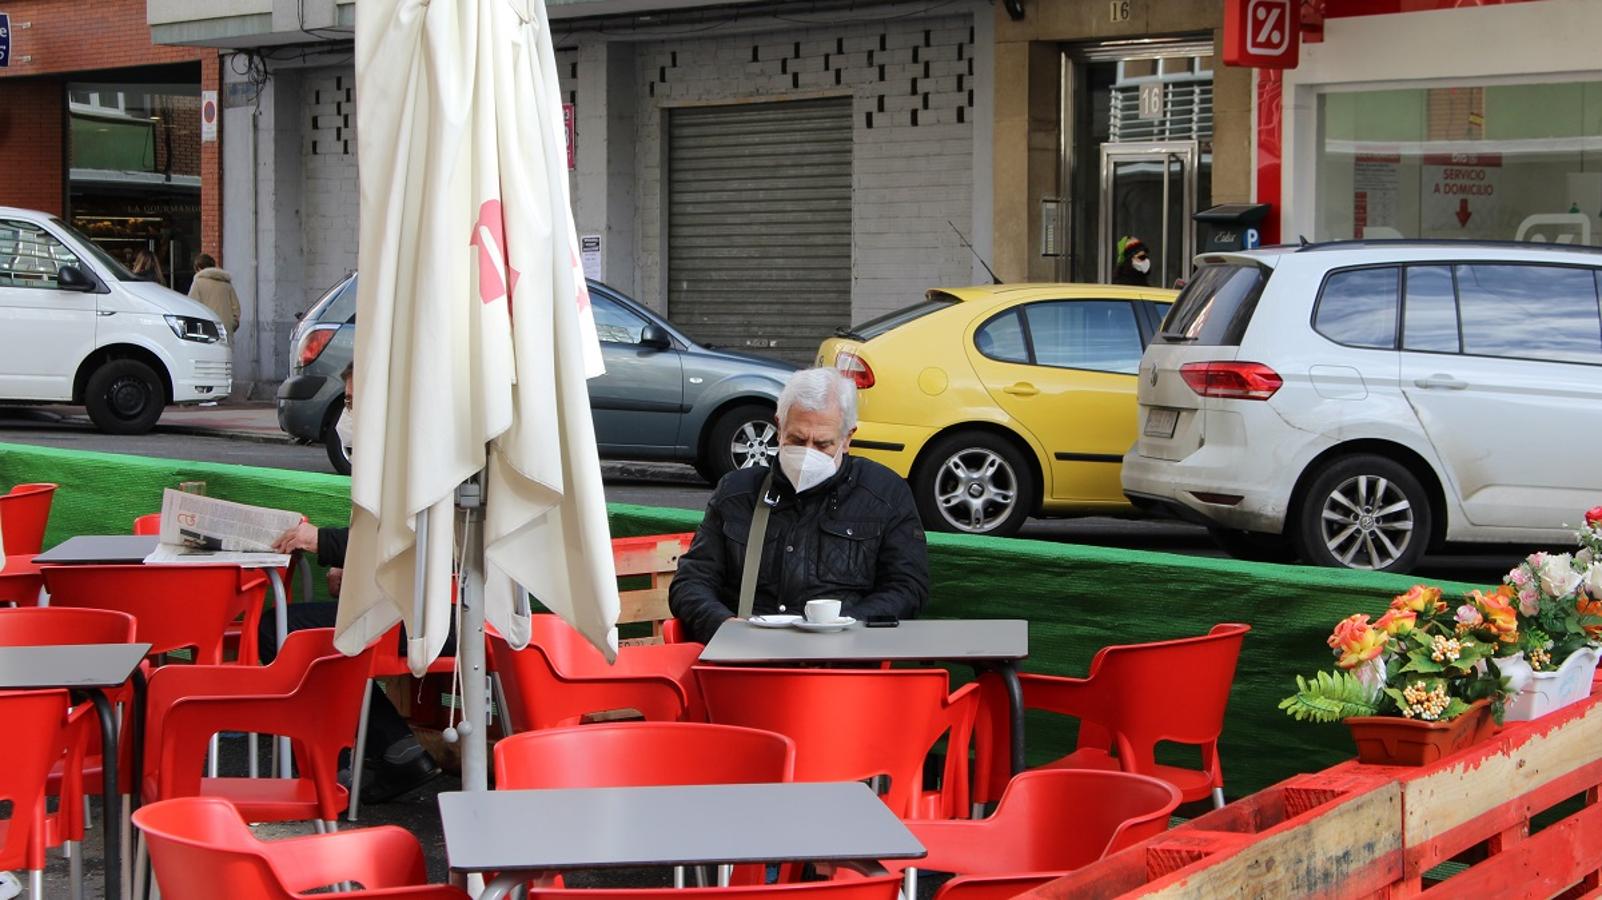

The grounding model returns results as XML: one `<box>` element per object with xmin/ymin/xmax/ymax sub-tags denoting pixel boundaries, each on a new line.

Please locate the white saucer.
<box><xmin>792</xmin><ymin>616</ymin><xmax>857</xmax><ymax>633</ymax></box>
<box><xmin>749</xmin><ymin>614</ymin><xmax>803</xmax><ymax>628</ymax></box>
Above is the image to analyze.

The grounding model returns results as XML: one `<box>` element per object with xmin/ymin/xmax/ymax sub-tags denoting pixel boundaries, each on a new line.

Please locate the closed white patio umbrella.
<box><xmin>340</xmin><ymin>0</ymin><xmax>622</xmax><ymax>803</ymax></box>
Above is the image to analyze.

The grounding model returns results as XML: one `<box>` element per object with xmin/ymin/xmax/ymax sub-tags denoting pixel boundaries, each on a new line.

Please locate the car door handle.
<box><xmin>1413</xmin><ymin>375</ymin><xmax>1468</xmax><ymax>390</ymax></box>
<box><xmin>1002</xmin><ymin>382</ymin><xmax>1038</xmax><ymax>397</ymax></box>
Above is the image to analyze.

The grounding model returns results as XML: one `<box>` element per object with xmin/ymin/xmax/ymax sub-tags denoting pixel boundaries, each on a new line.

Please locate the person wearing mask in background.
<box><xmin>189</xmin><ymin>253</ymin><xmax>243</xmax><ymax>337</ymax></box>
<box><xmin>131</xmin><ymin>247</ymin><xmax>164</xmax><ymax>285</ymax></box>
<box><xmin>1112</xmin><ymin>236</ymin><xmax>1152</xmax><ymax>286</ymax></box>
<box><xmin>669</xmin><ymin>367</ymin><xmax>928</xmax><ymax>644</ymax></box>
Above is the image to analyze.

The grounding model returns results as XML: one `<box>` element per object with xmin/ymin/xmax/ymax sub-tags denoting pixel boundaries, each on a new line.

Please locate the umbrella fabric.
<box><xmin>342</xmin><ymin>0</ymin><xmax>620</xmax><ymax>675</ymax></box>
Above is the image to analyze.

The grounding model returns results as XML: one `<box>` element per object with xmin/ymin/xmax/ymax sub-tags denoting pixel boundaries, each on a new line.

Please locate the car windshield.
<box><xmin>51</xmin><ymin>217</ymin><xmax>136</xmax><ymax>281</ymax></box>
<box><xmin>1159</xmin><ymin>263</ymin><xmax>1268</xmax><ymax>346</ymax></box>
<box><xmin>838</xmin><ymin>294</ymin><xmax>960</xmax><ymax>340</ymax></box>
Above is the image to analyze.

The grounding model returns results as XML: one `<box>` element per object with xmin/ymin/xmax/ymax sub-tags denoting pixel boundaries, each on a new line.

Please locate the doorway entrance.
<box><xmin>1060</xmin><ymin>39</ymin><xmax>1213</xmax><ymax>287</ymax></box>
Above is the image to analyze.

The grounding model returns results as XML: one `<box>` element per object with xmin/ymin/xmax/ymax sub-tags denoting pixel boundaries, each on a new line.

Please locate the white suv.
<box><xmin>0</xmin><ymin>207</ymin><xmax>232</xmax><ymax>434</ymax></box>
<box><xmin>1122</xmin><ymin>241</ymin><xmax>1602</xmax><ymax>573</ymax></box>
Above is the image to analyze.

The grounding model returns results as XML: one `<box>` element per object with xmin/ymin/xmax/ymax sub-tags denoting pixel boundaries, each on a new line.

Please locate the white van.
<box><xmin>1122</xmin><ymin>240</ymin><xmax>1602</xmax><ymax>573</ymax></box>
<box><xmin>0</xmin><ymin>207</ymin><xmax>232</xmax><ymax>434</ymax></box>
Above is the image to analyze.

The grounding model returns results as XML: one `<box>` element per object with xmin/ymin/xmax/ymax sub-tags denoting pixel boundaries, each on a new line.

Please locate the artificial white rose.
<box><xmin>1586</xmin><ymin>563</ymin><xmax>1602</xmax><ymax>599</ymax></box>
<box><xmin>1538</xmin><ymin>552</ymin><xmax>1582</xmax><ymax>598</ymax></box>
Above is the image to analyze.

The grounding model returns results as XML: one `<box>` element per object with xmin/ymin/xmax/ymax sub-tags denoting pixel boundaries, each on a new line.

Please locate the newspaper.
<box><xmin>141</xmin><ymin>488</ymin><xmax>298</xmax><ymax>568</ymax></box>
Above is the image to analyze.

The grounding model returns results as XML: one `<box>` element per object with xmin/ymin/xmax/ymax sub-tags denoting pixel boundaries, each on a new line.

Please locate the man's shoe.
<box><xmin>359</xmin><ymin>741</ymin><xmax>441</xmax><ymax>804</ymax></box>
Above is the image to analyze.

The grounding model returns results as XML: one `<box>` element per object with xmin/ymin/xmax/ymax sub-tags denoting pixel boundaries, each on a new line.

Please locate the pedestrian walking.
<box><xmin>188</xmin><ymin>253</ymin><xmax>242</xmax><ymax>335</ymax></box>
<box><xmin>1113</xmin><ymin>236</ymin><xmax>1152</xmax><ymax>286</ymax></box>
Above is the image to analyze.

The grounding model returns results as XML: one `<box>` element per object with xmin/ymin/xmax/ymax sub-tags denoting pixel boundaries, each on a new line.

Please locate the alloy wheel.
<box><xmin>933</xmin><ymin>447</ymin><xmax>1018</xmax><ymax>533</ymax></box>
<box><xmin>1318</xmin><ymin>474</ymin><xmax>1415</xmax><ymax>570</ymax></box>
<box><xmin>730</xmin><ymin>420</ymin><xmax>778</xmax><ymax>469</ymax></box>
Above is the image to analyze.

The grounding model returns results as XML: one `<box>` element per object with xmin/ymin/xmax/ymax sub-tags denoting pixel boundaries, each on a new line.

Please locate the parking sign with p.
<box><xmin>1223</xmin><ymin>0</ymin><xmax>1299</xmax><ymax>69</ymax></box>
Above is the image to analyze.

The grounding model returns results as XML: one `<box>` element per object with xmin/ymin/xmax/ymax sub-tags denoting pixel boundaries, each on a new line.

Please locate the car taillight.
<box><xmin>1179</xmin><ymin>361</ymin><xmax>1283</xmax><ymax>400</ymax></box>
<box><xmin>834</xmin><ymin>350</ymin><xmax>875</xmax><ymax>389</ymax></box>
<box><xmin>297</xmin><ymin>326</ymin><xmax>337</xmax><ymax>368</ymax></box>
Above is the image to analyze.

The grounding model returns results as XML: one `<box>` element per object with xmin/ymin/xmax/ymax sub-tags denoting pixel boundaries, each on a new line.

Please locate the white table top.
<box><xmin>438</xmin><ymin>781</ymin><xmax>925</xmax><ymax>873</ymax></box>
<box><xmin>0</xmin><ymin>643</ymin><xmax>151</xmax><ymax>689</ymax></box>
<box><xmin>700</xmin><ymin>618</ymin><xmax>1028</xmax><ymax>665</ymax></box>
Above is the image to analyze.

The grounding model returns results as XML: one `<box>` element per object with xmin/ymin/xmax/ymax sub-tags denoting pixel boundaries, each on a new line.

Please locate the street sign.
<box><xmin>0</xmin><ymin>14</ymin><xmax>12</xmax><ymax>69</ymax></box>
<box><xmin>1245</xmin><ymin>227</ymin><xmax>1261</xmax><ymax>249</ymax></box>
<box><xmin>200</xmin><ymin>90</ymin><xmax>219</xmax><ymax>142</ymax></box>
<box><xmin>1223</xmin><ymin>0</ymin><xmax>1299</xmax><ymax>69</ymax></box>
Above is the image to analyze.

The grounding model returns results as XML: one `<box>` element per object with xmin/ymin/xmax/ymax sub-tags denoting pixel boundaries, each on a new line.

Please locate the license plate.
<box><xmin>1143</xmin><ymin>407</ymin><xmax>1179</xmax><ymax>439</ymax></box>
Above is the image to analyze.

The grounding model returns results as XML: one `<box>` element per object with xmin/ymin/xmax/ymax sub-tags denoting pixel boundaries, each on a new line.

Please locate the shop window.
<box><xmin>0</xmin><ymin>221</ymin><xmax>80</xmax><ymax>290</ymax></box>
<box><xmin>1318</xmin><ymin>82</ymin><xmax>1602</xmax><ymax>245</ymax></box>
<box><xmin>1315</xmin><ymin>267</ymin><xmax>1399</xmax><ymax>350</ymax></box>
<box><xmin>1402</xmin><ymin>266</ymin><xmax>1460</xmax><ymax>353</ymax></box>
<box><xmin>1455</xmin><ymin>264</ymin><xmax>1602</xmax><ymax>364</ymax></box>
<box><xmin>1024</xmin><ymin>300</ymin><xmax>1143</xmax><ymax>374</ymax></box>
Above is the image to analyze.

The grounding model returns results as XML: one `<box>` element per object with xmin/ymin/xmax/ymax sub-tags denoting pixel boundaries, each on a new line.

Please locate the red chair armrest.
<box><xmin>261</xmin><ymin>826</ymin><xmax>428</xmax><ymax>893</ymax></box>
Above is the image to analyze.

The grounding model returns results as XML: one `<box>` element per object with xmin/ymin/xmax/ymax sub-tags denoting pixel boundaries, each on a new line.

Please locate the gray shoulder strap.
<box><xmin>737</xmin><ymin>469</ymin><xmax>777</xmax><ymax>620</ymax></box>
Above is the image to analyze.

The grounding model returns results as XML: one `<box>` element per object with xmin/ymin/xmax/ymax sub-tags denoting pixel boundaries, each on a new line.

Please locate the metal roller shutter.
<box><xmin>668</xmin><ymin>97</ymin><xmax>853</xmax><ymax>364</ymax></box>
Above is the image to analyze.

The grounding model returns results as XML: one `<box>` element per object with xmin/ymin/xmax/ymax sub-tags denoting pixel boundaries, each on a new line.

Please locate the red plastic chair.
<box><xmin>879</xmin><ymin>770</ymin><xmax>1179</xmax><ymax>879</ymax></box>
<box><xmin>494</xmin><ymin>722</ymin><xmax>795</xmax><ymax>788</ymax></box>
<box><xmin>974</xmin><ymin>623</ymin><xmax>1250</xmax><ymax>810</ymax></box>
<box><xmin>41</xmin><ymin>564</ymin><xmax>257</xmax><ymax>666</ymax></box>
<box><xmin>0</xmin><ymin>607</ymin><xmax>138</xmax><ymax>883</ymax></box>
<box><xmin>0</xmin><ymin>482</ymin><xmax>57</xmax><ymax>605</ymax></box>
<box><xmin>930</xmin><ymin>874</ymin><xmax>1062</xmax><ymax>900</ymax></box>
<box><xmin>132</xmin><ymin>512</ymin><xmax>274</xmax><ymax>665</ymax></box>
<box><xmin>526</xmin><ymin>876</ymin><xmax>903</xmax><ymax>900</ymax></box>
<box><xmin>0</xmin><ymin>688</ymin><xmax>71</xmax><ymax>899</ymax></box>
<box><xmin>695</xmin><ymin>666</ymin><xmax>979</xmax><ymax>819</ymax></box>
<box><xmin>133</xmin><ymin>795</ymin><xmax>469</xmax><ymax>899</ymax></box>
<box><xmin>490</xmin><ymin>614</ymin><xmax>704</xmax><ymax>732</ymax></box>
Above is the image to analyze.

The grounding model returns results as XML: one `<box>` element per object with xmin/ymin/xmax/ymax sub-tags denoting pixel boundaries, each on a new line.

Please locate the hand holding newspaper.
<box><xmin>143</xmin><ymin>488</ymin><xmax>300</xmax><ymax>567</ymax></box>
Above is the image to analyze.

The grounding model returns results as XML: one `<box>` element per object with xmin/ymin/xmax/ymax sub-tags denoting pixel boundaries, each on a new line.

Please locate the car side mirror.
<box><xmin>639</xmin><ymin>324</ymin><xmax>672</xmax><ymax>351</ymax></box>
<box><xmin>56</xmin><ymin>265</ymin><xmax>97</xmax><ymax>293</ymax></box>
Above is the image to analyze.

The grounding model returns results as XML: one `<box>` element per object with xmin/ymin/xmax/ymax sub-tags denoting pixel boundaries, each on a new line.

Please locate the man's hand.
<box><xmin>327</xmin><ymin>567</ymin><xmax>344</xmax><ymax>597</ymax></box>
<box><xmin>272</xmin><ymin>521</ymin><xmax>319</xmax><ymax>554</ymax></box>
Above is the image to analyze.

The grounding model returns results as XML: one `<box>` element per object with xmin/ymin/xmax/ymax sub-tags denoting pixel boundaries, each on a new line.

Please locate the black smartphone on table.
<box><xmin>864</xmin><ymin>615</ymin><xmax>899</xmax><ymax>628</ymax></box>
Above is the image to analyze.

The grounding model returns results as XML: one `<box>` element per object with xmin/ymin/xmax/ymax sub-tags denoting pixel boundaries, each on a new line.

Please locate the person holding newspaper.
<box><xmin>264</xmin><ymin>364</ymin><xmax>441</xmax><ymax>803</ymax></box>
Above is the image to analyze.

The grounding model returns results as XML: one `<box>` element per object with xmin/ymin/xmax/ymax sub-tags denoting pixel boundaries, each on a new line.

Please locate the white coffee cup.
<box><xmin>804</xmin><ymin>598</ymin><xmax>842</xmax><ymax>624</ymax></box>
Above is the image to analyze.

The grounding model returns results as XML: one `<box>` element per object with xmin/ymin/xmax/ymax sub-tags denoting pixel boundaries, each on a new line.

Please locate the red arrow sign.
<box><xmin>1455</xmin><ymin>199</ymin><xmax>1472</xmax><ymax>227</ymax></box>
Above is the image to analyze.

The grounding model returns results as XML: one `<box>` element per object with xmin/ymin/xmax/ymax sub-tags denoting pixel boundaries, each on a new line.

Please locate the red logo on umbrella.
<box><xmin>472</xmin><ymin>200</ymin><xmax>520</xmax><ymax>309</ymax></box>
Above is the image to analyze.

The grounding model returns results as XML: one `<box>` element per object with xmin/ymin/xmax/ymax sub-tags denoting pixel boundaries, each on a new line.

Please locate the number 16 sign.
<box><xmin>1223</xmin><ymin>0</ymin><xmax>1299</xmax><ymax>69</ymax></box>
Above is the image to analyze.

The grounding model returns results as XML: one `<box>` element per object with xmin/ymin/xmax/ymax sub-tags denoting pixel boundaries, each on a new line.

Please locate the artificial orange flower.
<box><xmin>1328</xmin><ymin>613</ymin><xmax>1389</xmax><ymax>669</ymax></box>
<box><xmin>1392</xmin><ymin>584</ymin><xmax>1446</xmax><ymax>616</ymax></box>
<box><xmin>1375</xmin><ymin>607</ymin><xmax>1417</xmax><ymax>636</ymax></box>
<box><xmin>1470</xmin><ymin>586</ymin><xmax>1519</xmax><ymax>643</ymax></box>
<box><xmin>1577</xmin><ymin>595</ymin><xmax>1602</xmax><ymax>640</ymax></box>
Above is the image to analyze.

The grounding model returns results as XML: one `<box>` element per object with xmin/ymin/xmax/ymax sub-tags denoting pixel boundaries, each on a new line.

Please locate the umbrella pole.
<box><xmin>455</xmin><ymin>477</ymin><xmax>491</xmax><ymax>796</ymax></box>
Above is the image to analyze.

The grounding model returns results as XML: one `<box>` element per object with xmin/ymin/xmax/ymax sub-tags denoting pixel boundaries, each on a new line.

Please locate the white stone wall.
<box><xmin>632</xmin><ymin>13</ymin><xmax>976</xmax><ymax>321</ymax></box>
<box><xmin>301</xmin><ymin>68</ymin><xmax>360</xmax><ymax>308</ymax></box>
<box><xmin>557</xmin><ymin>47</ymin><xmax>580</xmax><ymax>207</ymax></box>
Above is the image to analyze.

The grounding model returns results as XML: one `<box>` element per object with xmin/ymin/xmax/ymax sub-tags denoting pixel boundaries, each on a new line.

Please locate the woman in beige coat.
<box><xmin>188</xmin><ymin>253</ymin><xmax>242</xmax><ymax>335</ymax></box>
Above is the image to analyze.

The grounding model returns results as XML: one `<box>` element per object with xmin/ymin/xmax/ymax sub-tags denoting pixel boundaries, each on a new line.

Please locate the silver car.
<box><xmin>277</xmin><ymin>273</ymin><xmax>796</xmax><ymax>480</ymax></box>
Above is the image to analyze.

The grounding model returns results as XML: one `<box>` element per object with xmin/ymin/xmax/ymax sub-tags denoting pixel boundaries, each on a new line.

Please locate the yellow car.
<box><xmin>816</xmin><ymin>283</ymin><xmax>1176</xmax><ymax>536</ymax></box>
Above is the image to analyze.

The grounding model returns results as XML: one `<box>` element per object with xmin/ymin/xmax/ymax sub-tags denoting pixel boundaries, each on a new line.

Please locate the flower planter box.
<box><xmin>1505</xmin><ymin>645</ymin><xmax>1599</xmax><ymax>722</ymax></box>
<box><xmin>1344</xmin><ymin>699</ymin><xmax>1494</xmax><ymax>767</ymax></box>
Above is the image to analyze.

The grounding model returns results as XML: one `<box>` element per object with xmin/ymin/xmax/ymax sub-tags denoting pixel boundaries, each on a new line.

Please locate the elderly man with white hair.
<box><xmin>669</xmin><ymin>367</ymin><xmax>928</xmax><ymax>644</ymax></box>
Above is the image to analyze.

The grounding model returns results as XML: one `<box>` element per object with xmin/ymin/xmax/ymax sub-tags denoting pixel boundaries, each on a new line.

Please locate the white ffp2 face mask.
<box><xmin>1133</xmin><ymin>256</ymin><xmax>1152</xmax><ymax>274</ymax></box>
<box><xmin>777</xmin><ymin>444</ymin><xmax>839</xmax><ymax>493</ymax></box>
<box><xmin>334</xmin><ymin>408</ymin><xmax>354</xmax><ymax>454</ymax></box>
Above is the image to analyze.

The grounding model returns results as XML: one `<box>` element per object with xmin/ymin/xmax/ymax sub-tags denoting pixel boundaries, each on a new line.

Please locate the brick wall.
<box><xmin>301</xmin><ymin>68</ymin><xmax>360</xmax><ymax>297</ymax></box>
<box><xmin>0</xmin><ymin>79</ymin><xmax>66</xmax><ymax>214</ymax></box>
<box><xmin>634</xmin><ymin>14</ymin><xmax>975</xmax><ymax>320</ymax></box>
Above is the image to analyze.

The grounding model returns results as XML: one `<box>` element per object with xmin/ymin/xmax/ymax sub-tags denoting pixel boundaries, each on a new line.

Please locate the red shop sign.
<box><xmin>1223</xmin><ymin>0</ymin><xmax>1300</xmax><ymax>69</ymax></box>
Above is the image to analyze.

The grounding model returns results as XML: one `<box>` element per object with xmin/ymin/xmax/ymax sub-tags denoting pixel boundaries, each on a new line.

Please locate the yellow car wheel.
<box><xmin>913</xmin><ymin>430</ymin><xmax>1035</xmax><ymax>536</ymax></box>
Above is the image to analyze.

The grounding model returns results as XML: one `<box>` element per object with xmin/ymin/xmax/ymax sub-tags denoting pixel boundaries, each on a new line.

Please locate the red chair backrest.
<box><xmin>694</xmin><ymin>666</ymin><xmax>972</xmax><ymax>817</ymax></box>
<box><xmin>0</xmin><ymin>689</ymin><xmax>70</xmax><ymax>870</ymax></box>
<box><xmin>40</xmin><ymin>564</ymin><xmax>245</xmax><ymax>663</ymax></box>
<box><xmin>489</xmin><ymin>616</ymin><xmax>697</xmax><ymax>731</ymax></box>
<box><xmin>133</xmin><ymin>513</ymin><xmax>162</xmax><ymax>536</ymax></box>
<box><xmin>494</xmin><ymin>722</ymin><xmax>794</xmax><ymax>790</ymax></box>
<box><xmin>527</xmin><ymin>876</ymin><xmax>904</xmax><ymax>900</ymax></box>
<box><xmin>1</xmin><ymin>483</ymin><xmax>57</xmax><ymax>556</ymax></box>
<box><xmin>1074</xmin><ymin>623</ymin><xmax>1250</xmax><ymax>771</ymax></box>
<box><xmin>0</xmin><ymin>606</ymin><xmax>138</xmax><ymax>646</ymax></box>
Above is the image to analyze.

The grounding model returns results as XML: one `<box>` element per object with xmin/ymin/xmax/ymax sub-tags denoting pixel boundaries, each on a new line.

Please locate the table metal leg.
<box><xmin>78</xmin><ymin>689</ymin><xmax>122</xmax><ymax>900</ymax></box>
<box><xmin>130</xmin><ymin>669</ymin><xmax>147</xmax><ymax>812</ymax></box>
<box><xmin>479</xmin><ymin>873</ymin><xmax>523</xmax><ymax>900</ymax></box>
<box><xmin>997</xmin><ymin>662</ymin><xmax>1025</xmax><ymax>776</ymax></box>
<box><xmin>268</xmin><ymin>568</ymin><xmax>292</xmax><ymax>778</ymax></box>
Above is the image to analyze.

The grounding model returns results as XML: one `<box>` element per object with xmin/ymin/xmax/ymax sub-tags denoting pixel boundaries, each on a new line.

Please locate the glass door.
<box><xmin>1098</xmin><ymin>141</ymin><xmax>1198</xmax><ymax>288</ymax></box>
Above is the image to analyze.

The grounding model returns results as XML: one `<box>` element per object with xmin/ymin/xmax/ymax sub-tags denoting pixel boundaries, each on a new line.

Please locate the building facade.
<box><xmin>0</xmin><ymin>0</ymin><xmax>222</xmax><ymax>294</ymax></box>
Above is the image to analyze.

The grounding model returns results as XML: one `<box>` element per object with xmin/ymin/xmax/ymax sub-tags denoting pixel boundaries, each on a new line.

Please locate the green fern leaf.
<box><xmin>1279</xmin><ymin>670</ymin><xmax>1382</xmax><ymax>723</ymax></box>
